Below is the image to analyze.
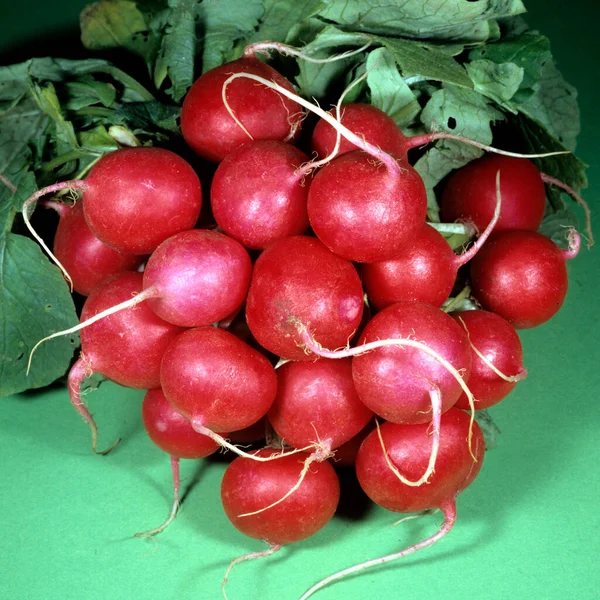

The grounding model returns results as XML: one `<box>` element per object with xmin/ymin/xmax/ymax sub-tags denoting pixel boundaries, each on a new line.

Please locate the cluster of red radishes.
<box><xmin>26</xmin><ymin>48</ymin><xmax>584</xmax><ymax>599</ymax></box>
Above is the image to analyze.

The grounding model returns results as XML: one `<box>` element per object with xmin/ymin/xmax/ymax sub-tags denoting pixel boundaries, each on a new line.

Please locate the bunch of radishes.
<box><xmin>23</xmin><ymin>46</ymin><xmax>586</xmax><ymax>599</ymax></box>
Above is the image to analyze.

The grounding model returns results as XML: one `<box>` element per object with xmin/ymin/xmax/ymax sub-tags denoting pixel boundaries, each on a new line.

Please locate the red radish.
<box><xmin>351</xmin><ymin>301</ymin><xmax>472</xmax><ymax>424</ymax></box>
<box><xmin>220</xmin><ymin>448</ymin><xmax>340</xmax><ymax>597</ymax></box>
<box><xmin>83</xmin><ymin>147</ymin><xmax>202</xmax><ymax>254</ymax></box>
<box><xmin>138</xmin><ymin>388</ymin><xmax>226</xmax><ymax>537</ymax></box>
<box><xmin>299</xmin><ymin>409</ymin><xmax>484</xmax><ymax>600</ymax></box>
<box><xmin>452</xmin><ymin>310</ymin><xmax>526</xmax><ymax>410</ymax></box>
<box><xmin>245</xmin><ymin>236</ymin><xmax>364</xmax><ymax>361</ymax></box>
<box><xmin>142</xmin><ymin>229</ymin><xmax>252</xmax><ymax>327</ymax></box>
<box><xmin>142</xmin><ymin>388</ymin><xmax>224</xmax><ymax>459</ymax></box>
<box><xmin>470</xmin><ymin>229</ymin><xmax>580</xmax><ymax>329</ymax></box>
<box><xmin>308</xmin><ymin>150</ymin><xmax>428</xmax><ymax>262</ymax></box>
<box><xmin>68</xmin><ymin>272</ymin><xmax>184</xmax><ymax>453</ymax></box>
<box><xmin>312</xmin><ymin>103</ymin><xmax>408</xmax><ymax>161</ymax></box>
<box><xmin>210</xmin><ymin>140</ymin><xmax>310</xmax><ymax>249</ymax></box>
<box><xmin>41</xmin><ymin>201</ymin><xmax>141</xmax><ymax>296</ymax></box>
<box><xmin>362</xmin><ymin>190</ymin><xmax>499</xmax><ymax>309</ymax></box>
<box><xmin>180</xmin><ymin>58</ymin><xmax>303</xmax><ymax>162</ymax></box>
<box><xmin>268</xmin><ymin>358</ymin><xmax>373</xmax><ymax>452</ymax></box>
<box><xmin>160</xmin><ymin>327</ymin><xmax>277</xmax><ymax>434</ymax></box>
<box><xmin>441</xmin><ymin>155</ymin><xmax>546</xmax><ymax>233</ymax></box>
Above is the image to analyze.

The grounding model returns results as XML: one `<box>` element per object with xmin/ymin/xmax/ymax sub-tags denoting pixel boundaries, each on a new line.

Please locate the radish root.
<box><xmin>27</xmin><ymin>286</ymin><xmax>160</xmax><ymax>375</ymax></box>
<box><xmin>135</xmin><ymin>455</ymin><xmax>181</xmax><ymax>539</ymax></box>
<box><xmin>243</xmin><ymin>40</ymin><xmax>371</xmax><ymax>64</ymax></box>
<box><xmin>298</xmin><ymin>500</ymin><xmax>457</xmax><ymax>600</ymax></box>
<box><xmin>375</xmin><ymin>383</ymin><xmax>441</xmax><ymax>487</ymax></box>
<box><xmin>69</xmin><ymin>355</ymin><xmax>120</xmax><ymax>455</ymax></box>
<box><xmin>21</xmin><ymin>180</ymin><xmax>88</xmax><ymax>291</ymax></box>
<box><xmin>541</xmin><ymin>172</ymin><xmax>593</xmax><ymax>248</ymax></box>
<box><xmin>222</xmin><ymin>543</ymin><xmax>282</xmax><ymax>600</ymax></box>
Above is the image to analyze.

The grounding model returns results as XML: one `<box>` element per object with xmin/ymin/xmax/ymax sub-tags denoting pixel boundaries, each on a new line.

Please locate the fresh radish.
<box><xmin>452</xmin><ymin>310</ymin><xmax>526</xmax><ymax>410</ymax></box>
<box><xmin>220</xmin><ymin>448</ymin><xmax>340</xmax><ymax>597</ymax></box>
<box><xmin>245</xmin><ymin>236</ymin><xmax>364</xmax><ymax>361</ymax></box>
<box><xmin>22</xmin><ymin>147</ymin><xmax>202</xmax><ymax>264</ymax></box>
<box><xmin>308</xmin><ymin>150</ymin><xmax>428</xmax><ymax>262</ymax></box>
<box><xmin>138</xmin><ymin>388</ymin><xmax>226</xmax><ymax>537</ymax></box>
<box><xmin>362</xmin><ymin>191</ymin><xmax>499</xmax><ymax>309</ymax></box>
<box><xmin>470</xmin><ymin>229</ymin><xmax>580</xmax><ymax>329</ymax></box>
<box><xmin>68</xmin><ymin>272</ymin><xmax>184</xmax><ymax>453</ymax></box>
<box><xmin>441</xmin><ymin>155</ymin><xmax>546</xmax><ymax>233</ymax></box>
<box><xmin>268</xmin><ymin>358</ymin><xmax>373</xmax><ymax>453</ymax></box>
<box><xmin>180</xmin><ymin>58</ymin><xmax>303</xmax><ymax>162</ymax></box>
<box><xmin>311</xmin><ymin>103</ymin><xmax>408</xmax><ymax>161</ymax></box>
<box><xmin>41</xmin><ymin>200</ymin><xmax>141</xmax><ymax>296</ymax></box>
<box><xmin>160</xmin><ymin>327</ymin><xmax>277</xmax><ymax>435</ymax></box>
<box><xmin>351</xmin><ymin>301</ymin><xmax>472</xmax><ymax>424</ymax></box>
<box><xmin>210</xmin><ymin>140</ymin><xmax>310</xmax><ymax>249</ymax></box>
<box><xmin>299</xmin><ymin>409</ymin><xmax>484</xmax><ymax>599</ymax></box>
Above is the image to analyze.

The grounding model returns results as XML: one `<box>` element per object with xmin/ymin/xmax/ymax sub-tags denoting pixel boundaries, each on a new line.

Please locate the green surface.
<box><xmin>1</xmin><ymin>2</ymin><xmax>599</xmax><ymax>599</ymax></box>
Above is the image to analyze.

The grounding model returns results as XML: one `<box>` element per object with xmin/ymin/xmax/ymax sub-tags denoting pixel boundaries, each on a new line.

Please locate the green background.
<box><xmin>1</xmin><ymin>2</ymin><xmax>598</xmax><ymax>599</ymax></box>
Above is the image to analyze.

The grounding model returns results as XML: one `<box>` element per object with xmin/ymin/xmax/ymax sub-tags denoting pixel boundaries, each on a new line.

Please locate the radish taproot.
<box><xmin>470</xmin><ymin>229</ymin><xmax>580</xmax><ymax>329</ymax></box>
<box><xmin>138</xmin><ymin>388</ymin><xmax>226</xmax><ymax>538</ymax></box>
<box><xmin>68</xmin><ymin>272</ymin><xmax>184</xmax><ymax>453</ymax></box>
<box><xmin>299</xmin><ymin>408</ymin><xmax>484</xmax><ymax>600</ymax></box>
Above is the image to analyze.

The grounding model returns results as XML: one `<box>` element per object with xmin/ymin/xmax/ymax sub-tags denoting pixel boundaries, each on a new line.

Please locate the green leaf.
<box><xmin>113</xmin><ymin>101</ymin><xmax>180</xmax><ymax>133</ymax></box>
<box><xmin>516</xmin><ymin>59</ymin><xmax>580</xmax><ymax>152</ymax></box>
<box><xmin>79</xmin><ymin>125</ymin><xmax>120</xmax><ymax>153</ymax></box>
<box><xmin>249</xmin><ymin>0</ymin><xmax>324</xmax><ymax>44</ymax></box>
<box><xmin>0</xmin><ymin>234</ymin><xmax>79</xmax><ymax>397</ymax></box>
<box><xmin>468</xmin><ymin>33</ymin><xmax>551</xmax><ymax>91</ymax></box>
<box><xmin>154</xmin><ymin>0</ymin><xmax>198</xmax><ymax>102</ymax></box>
<box><xmin>196</xmin><ymin>0</ymin><xmax>263</xmax><ymax>72</ymax></box>
<box><xmin>295</xmin><ymin>26</ymin><xmax>368</xmax><ymax>98</ymax></box>
<box><xmin>466</xmin><ymin>59</ymin><xmax>524</xmax><ymax>105</ymax></box>
<box><xmin>538</xmin><ymin>208</ymin><xmax>579</xmax><ymax>249</ymax></box>
<box><xmin>0</xmin><ymin>95</ymin><xmax>48</xmax><ymax>231</ymax></box>
<box><xmin>474</xmin><ymin>409</ymin><xmax>501</xmax><ymax>450</ymax></box>
<box><xmin>368</xmin><ymin>35</ymin><xmax>473</xmax><ymax>89</ymax></box>
<box><xmin>318</xmin><ymin>0</ymin><xmax>525</xmax><ymax>40</ymax></box>
<box><xmin>80</xmin><ymin>0</ymin><xmax>148</xmax><ymax>51</ymax></box>
<box><xmin>64</xmin><ymin>77</ymin><xmax>117</xmax><ymax>110</ymax></box>
<box><xmin>414</xmin><ymin>85</ymin><xmax>505</xmax><ymax>221</ymax></box>
<box><xmin>365</xmin><ymin>48</ymin><xmax>420</xmax><ymax>128</ymax></box>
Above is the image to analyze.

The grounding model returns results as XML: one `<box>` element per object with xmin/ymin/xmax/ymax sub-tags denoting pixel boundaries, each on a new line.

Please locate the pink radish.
<box><xmin>68</xmin><ymin>272</ymin><xmax>184</xmax><ymax>453</ymax></box>
<box><xmin>299</xmin><ymin>408</ymin><xmax>484</xmax><ymax>599</ymax></box>
<box><xmin>210</xmin><ymin>140</ymin><xmax>311</xmax><ymax>249</ymax></box>
<box><xmin>245</xmin><ymin>236</ymin><xmax>364</xmax><ymax>361</ymax></box>
<box><xmin>351</xmin><ymin>301</ymin><xmax>472</xmax><ymax>425</ymax></box>
<box><xmin>180</xmin><ymin>58</ymin><xmax>303</xmax><ymax>162</ymax></box>
<box><xmin>138</xmin><ymin>388</ymin><xmax>226</xmax><ymax>537</ymax></box>
<box><xmin>470</xmin><ymin>229</ymin><xmax>580</xmax><ymax>329</ymax></box>
<box><xmin>41</xmin><ymin>201</ymin><xmax>141</xmax><ymax>296</ymax></box>
<box><xmin>452</xmin><ymin>310</ymin><xmax>526</xmax><ymax>410</ymax></box>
